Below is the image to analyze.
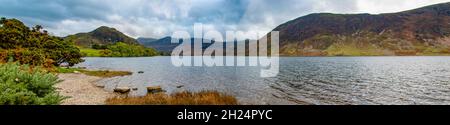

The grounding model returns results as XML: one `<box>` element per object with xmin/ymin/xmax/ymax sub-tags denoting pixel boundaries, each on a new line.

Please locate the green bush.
<box><xmin>0</xmin><ymin>63</ymin><xmax>66</xmax><ymax>105</ymax></box>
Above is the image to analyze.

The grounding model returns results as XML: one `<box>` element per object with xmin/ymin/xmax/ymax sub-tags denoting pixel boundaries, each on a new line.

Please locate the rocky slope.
<box><xmin>272</xmin><ymin>2</ymin><xmax>450</xmax><ymax>56</ymax></box>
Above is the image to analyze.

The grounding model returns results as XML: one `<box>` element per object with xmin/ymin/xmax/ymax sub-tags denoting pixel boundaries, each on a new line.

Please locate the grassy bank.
<box><xmin>56</xmin><ymin>67</ymin><xmax>132</xmax><ymax>78</ymax></box>
<box><xmin>79</xmin><ymin>48</ymin><xmax>103</xmax><ymax>57</ymax></box>
<box><xmin>105</xmin><ymin>91</ymin><xmax>238</xmax><ymax>105</ymax></box>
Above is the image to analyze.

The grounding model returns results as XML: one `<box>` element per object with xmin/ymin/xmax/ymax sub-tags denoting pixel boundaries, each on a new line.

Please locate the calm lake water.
<box><xmin>76</xmin><ymin>56</ymin><xmax>450</xmax><ymax>105</ymax></box>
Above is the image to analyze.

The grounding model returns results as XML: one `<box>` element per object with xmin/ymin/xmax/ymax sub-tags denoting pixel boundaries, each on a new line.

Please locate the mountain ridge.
<box><xmin>137</xmin><ymin>37</ymin><xmax>158</xmax><ymax>46</ymax></box>
<box><xmin>272</xmin><ymin>2</ymin><xmax>450</xmax><ymax>56</ymax></box>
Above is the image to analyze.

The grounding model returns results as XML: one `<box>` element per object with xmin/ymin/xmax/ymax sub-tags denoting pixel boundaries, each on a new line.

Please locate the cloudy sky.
<box><xmin>1</xmin><ymin>0</ymin><xmax>449</xmax><ymax>38</ymax></box>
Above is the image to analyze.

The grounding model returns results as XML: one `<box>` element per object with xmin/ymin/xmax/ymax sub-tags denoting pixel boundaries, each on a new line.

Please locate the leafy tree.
<box><xmin>0</xmin><ymin>17</ymin><xmax>84</xmax><ymax>66</ymax></box>
<box><xmin>91</xmin><ymin>43</ymin><xmax>107</xmax><ymax>49</ymax></box>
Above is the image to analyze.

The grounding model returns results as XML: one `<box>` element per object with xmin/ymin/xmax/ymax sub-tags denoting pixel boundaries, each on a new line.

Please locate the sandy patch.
<box><xmin>56</xmin><ymin>73</ymin><xmax>114</xmax><ymax>105</ymax></box>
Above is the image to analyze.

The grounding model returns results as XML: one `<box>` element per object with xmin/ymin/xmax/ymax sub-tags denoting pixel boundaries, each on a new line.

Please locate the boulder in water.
<box><xmin>147</xmin><ymin>86</ymin><xmax>165</xmax><ymax>94</ymax></box>
<box><xmin>114</xmin><ymin>87</ymin><xmax>131</xmax><ymax>94</ymax></box>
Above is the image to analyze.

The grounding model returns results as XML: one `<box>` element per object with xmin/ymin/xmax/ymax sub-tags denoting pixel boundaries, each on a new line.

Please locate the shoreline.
<box><xmin>55</xmin><ymin>72</ymin><xmax>240</xmax><ymax>105</ymax></box>
<box><xmin>56</xmin><ymin>73</ymin><xmax>114</xmax><ymax>105</ymax></box>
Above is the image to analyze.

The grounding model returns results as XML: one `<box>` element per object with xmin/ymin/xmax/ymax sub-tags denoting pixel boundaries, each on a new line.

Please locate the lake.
<box><xmin>76</xmin><ymin>56</ymin><xmax>450</xmax><ymax>105</ymax></box>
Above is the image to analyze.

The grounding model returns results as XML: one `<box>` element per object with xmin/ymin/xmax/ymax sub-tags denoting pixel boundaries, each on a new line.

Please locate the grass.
<box><xmin>80</xmin><ymin>70</ymin><xmax>132</xmax><ymax>78</ymax></box>
<box><xmin>55</xmin><ymin>67</ymin><xmax>81</xmax><ymax>73</ymax></box>
<box><xmin>79</xmin><ymin>48</ymin><xmax>103</xmax><ymax>57</ymax></box>
<box><xmin>418</xmin><ymin>46</ymin><xmax>450</xmax><ymax>56</ymax></box>
<box><xmin>56</xmin><ymin>67</ymin><xmax>132</xmax><ymax>78</ymax></box>
<box><xmin>105</xmin><ymin>91</ymin><xmax>238</xmax><ymax>105</ymax></box>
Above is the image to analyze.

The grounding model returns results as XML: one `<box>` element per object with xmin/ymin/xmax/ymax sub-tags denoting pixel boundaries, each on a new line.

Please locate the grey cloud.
<box><xmin>0</xmin><ymin>0</ymin><xmax>112</xmax><ymax>25</ymax></box>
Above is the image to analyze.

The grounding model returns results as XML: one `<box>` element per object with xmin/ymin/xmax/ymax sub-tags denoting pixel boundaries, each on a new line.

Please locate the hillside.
<box><xmin>65</xmin><ymin>26</ymin><xmax>138</xmax><ymax>47</ymax></box>
<box><xmin>273</xmin><ymin>2</ymin><xmax>450</xmax><ymax>56</ymax></box>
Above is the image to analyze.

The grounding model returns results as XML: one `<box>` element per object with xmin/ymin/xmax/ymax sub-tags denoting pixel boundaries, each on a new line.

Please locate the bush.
<box><xmin>0</xmin><ymin>63</ymin><xmax>66</xmax><ymax>105</ymax></box>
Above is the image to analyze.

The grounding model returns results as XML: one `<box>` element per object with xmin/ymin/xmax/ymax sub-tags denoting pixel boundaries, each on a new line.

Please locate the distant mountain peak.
<box><xmin>93</xmin><ymin>26</ymin><xmax>117</xmax><ymax>32</ymax></box>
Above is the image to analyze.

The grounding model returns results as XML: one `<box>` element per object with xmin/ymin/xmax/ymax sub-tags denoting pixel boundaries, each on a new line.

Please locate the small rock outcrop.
<box><xmin>147</xmin><ymin>86</ymin><xmax>165</xmax><ymax>94</ymax></box>
<box><xmin>114</xmin><ymin>87</ymin><xmax>131</xmax><ymax>94</ymax></box>
<box><xmin>95</xmin><ymin>84</ymin><xmax>105</xmax><ymax>88</ymax></box>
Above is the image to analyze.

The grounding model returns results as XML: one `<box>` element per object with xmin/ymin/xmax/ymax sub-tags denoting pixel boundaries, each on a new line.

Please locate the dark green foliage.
<box><xmin>99</xmin><ymin>42</ymin><xmax>158</xmax><ymax>57</ymax></box>
<box><xmin>91</xmin><ymin>43</ymin><xmax>107</xmax><ymax>49</ymax></box>
<box><xmin>0</xmin><ymin>63</ymin><xmax>66</xmax><ymax>105</ymax></box>
<box><xmin>0</xmin><ymin>17</ymin><xmax>83</xmax><ymax>66</ymax></box>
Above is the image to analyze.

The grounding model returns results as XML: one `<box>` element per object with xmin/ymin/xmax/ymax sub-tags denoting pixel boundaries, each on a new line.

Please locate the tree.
<box><xmin>0</xmin><ymin>17</ymin><xmax>84</xmax><ymax>66</ymax></box>
<box><xmin>92</xmin><ymin>43</ymin><xmax>107</xmax><ymax>49</ymax></box>
<box><xmin>98</xmin><ymin>42</ymin><xmax>159</xmax><ymax>57</ymax></box>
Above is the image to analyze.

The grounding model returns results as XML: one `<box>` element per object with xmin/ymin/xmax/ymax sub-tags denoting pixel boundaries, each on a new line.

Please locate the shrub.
<box><xmin>0</xmin><ymin>63</ymin><xmax>66</xmax><ymax>105</ymax></box>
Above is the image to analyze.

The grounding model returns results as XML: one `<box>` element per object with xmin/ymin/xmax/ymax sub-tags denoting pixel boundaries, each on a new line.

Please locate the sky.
<box><xmin>1</xmin><ymin>0</ymin><xmax>450</xmax><ymax>39</ymax></box>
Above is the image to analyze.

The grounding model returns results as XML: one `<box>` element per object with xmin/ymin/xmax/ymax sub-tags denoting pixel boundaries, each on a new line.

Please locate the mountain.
<box><xmin>142</xmin><ymin>37</ymin><xmax>180</xmax><ymax>53</ymax></box>
<box><xmin>137</xmin><ymin>37</ymin><xmax>158</xmax><ymax>46</ymax></box>
<box><xmin>145</xmin><ymin>37</ymin><xmax>260</xmax><ymax>56</ymax></box>
<box><xmin>272</xmin><ymin>2</ymin><xmax>450</xmax><ymax>56</ymax></box>
<box><xmin>65</xmin><ymin>26</ymin><xmax>138</xmax><ymax>47</ymax></box>
<box><xmin>144</xmin><ymin>37</ymin><xmax>218</xmax><ymax>54</ymax></box>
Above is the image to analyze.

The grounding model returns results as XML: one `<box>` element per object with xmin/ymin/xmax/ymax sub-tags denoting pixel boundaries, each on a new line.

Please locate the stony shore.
<box><xmin>56</xmin><ymin>73</ymin><xmax>113</xmax><ymax>105</ymax></box>
<box><xmin>55</xmin><ymin>72</ymin><xmax>239</xmax><ymax>105</ymax></box>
